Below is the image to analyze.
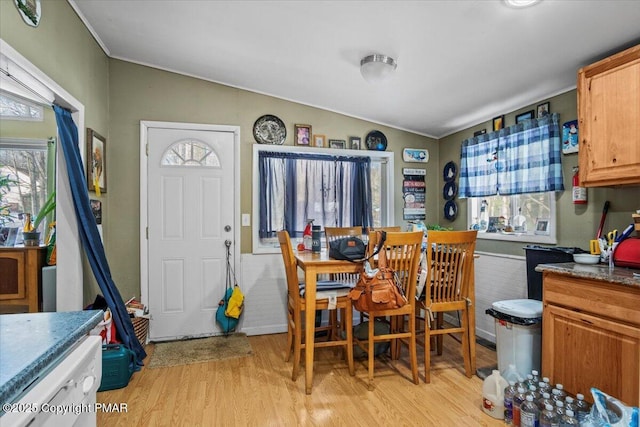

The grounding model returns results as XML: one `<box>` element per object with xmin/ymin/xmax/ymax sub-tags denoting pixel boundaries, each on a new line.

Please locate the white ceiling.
<box><xmin>70</xmin><ymin>0</ymin><xmax>640</xmax><ymax>139</ymax></box>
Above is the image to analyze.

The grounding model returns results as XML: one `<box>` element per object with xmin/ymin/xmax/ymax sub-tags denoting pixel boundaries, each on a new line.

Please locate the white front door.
<box><xmin>144</xmin><ymin>124</ymin><xmax>237</xmax><ymax>341</ymax></box>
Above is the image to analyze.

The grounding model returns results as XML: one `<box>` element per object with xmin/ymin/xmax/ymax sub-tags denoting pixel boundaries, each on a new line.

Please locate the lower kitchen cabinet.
<box><xmin>542</xmin><ymin>270</ymin><xmax>640</xmax><ymax>406</ymax></box>
<box><xmin>0</xmin><ymin>246</ymin><xmax>47</xmax><ymax>313</ymax></box>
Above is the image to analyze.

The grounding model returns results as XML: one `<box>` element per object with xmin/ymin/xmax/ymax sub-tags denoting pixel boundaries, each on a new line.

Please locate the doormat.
<box><xmin>147</xmin><ymin>333</ymin><xmax>253</xmax><ymax>369</ymax></box>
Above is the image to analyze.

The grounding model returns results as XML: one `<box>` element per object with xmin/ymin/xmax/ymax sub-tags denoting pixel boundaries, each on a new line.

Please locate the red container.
<box><xmin>613</xmin><ymin>238</ymin><xmax>640</xmax><ymax>269</ymax></box>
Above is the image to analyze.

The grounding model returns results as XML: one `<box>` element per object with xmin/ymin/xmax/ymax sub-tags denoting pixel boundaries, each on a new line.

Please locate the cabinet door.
<box><xmin>578</xmin><ymin>44</ymin><xmax>640</xmax><ymax>186</ymax></box>
<box><xmin>543</xmin><ymin>304</ymin><xmax>640</xmax><ymax>405</ymax></box>
<box><xmin>0</xmin><ymin>250</ymin><xmax>26</xmax><ymax>300</ymax></box>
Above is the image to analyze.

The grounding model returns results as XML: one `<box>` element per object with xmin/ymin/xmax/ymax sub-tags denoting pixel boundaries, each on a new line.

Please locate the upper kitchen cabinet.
<box><xmin>578</xmin><ymin>44</ymin><xmax>640</xmax><ymax>187</ymax></box>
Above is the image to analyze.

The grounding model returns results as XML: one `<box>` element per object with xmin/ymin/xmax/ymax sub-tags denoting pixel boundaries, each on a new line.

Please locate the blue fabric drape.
<box><xmin>258</xmin><ymin>151</ymin><xmax>372</xmax><ymax>238</ymax></box>
<box><xmin>54</xmin><ymin>105</ymin><xmax>146</xmax><ymax>369</ymax></box>
<box><xmin>459</xmin><ymin>113</ymin><xmax>564</xmax><ymax>197</ymax></box>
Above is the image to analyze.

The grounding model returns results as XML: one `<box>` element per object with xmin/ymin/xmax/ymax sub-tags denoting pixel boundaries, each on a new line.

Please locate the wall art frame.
<box><xmin>86</xmin><ymin>128</ymin><xmax>107</xmax><ymax>193</ymax></box>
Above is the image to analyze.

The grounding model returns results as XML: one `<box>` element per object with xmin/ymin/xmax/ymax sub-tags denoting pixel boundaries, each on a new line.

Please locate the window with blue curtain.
<box><xmin>258</xmin><ymin>151</ymin><xmax>373</xmax><ymax>238</ymax></box>
<box><xmin>459</xmin><ymin>113</ymin><xmax>564</xmax><ymax>197</ymax></box>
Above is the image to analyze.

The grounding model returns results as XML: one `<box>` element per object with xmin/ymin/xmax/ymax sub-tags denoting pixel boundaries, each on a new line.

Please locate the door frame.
<box><xmin>139</xmin><ymin>121</ymin><xmax>241</xmax><ymax>311</ymax></box>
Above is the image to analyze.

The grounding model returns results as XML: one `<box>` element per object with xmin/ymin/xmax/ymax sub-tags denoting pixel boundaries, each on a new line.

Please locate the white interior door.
<box><xmin>146</xmin><ymin>126</ymin><xmax>236</xmax><ymax>341</ymax></box>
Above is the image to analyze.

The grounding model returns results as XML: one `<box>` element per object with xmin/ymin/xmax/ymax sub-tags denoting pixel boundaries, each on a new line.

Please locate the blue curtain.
<box><xmin>459</xmin><ymin>113</ymin><xmax>564</xmax><ymax>197</ymax></box>
<box><xmin>258</xmin><ymin>151</ymin><xmax>373</xmax><ymax>238</ymax></box>
<box><xmin>54</xmin><ymin>105</ymin><xmax>146</xmax><ymax>369</ymax></box>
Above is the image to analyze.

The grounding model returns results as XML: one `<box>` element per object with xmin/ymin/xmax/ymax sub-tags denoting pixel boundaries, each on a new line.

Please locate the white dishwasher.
<box><xmin>2</xmin><ymin>335</ymin><xmax>102</xmax><ymax>427</ymax></box>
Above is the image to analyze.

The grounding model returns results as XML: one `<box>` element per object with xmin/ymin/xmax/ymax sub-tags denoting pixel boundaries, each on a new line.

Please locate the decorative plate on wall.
<box><xmin>365</xmin><ymin>130</ymin><xmax>387</xmax><ymax>151</ymax></box>
<box><xmin>444</xmin><ymin>200</ymin><xmax>458</xmax><ymax>221</ymax></box>
<box><xmin>443</xmin><ymin>161</ymin><xmax>457</xmax><ymax>182</ymax></box>
<box><xmin>253</xmin><ymin>114</ymin><xmax>286</xmax><ymax>144</ymax></box>
<box><xmin>443</xmin><ymin>181</ymin><xmax>458</xmax><ymax>201</ymax></box>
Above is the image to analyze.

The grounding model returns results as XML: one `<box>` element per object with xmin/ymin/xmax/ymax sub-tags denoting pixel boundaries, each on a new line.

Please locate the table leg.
<box><xmin>305</xmin><ymin>265</ymin><xmax>317</xmax><ymax>394</ymax></box>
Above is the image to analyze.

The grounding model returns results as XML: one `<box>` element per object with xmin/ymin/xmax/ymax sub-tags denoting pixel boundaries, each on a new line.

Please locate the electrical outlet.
<box><xmin>242</xmin><ymin>213</ymin><xmax>250</xmax><ymax>226</ymax></box>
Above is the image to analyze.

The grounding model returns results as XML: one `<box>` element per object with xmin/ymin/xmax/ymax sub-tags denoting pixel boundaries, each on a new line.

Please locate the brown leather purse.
<box><xmin>348</xmin><ymin>236</ymin><xmax>407</xmax><ymax>312</ymax></box>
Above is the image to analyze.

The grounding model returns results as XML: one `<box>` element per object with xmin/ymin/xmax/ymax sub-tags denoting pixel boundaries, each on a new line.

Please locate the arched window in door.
<box><xmin>161</xmin><ymin>139</ymin><xmax>220</xmax><ymax>167</ymax></box>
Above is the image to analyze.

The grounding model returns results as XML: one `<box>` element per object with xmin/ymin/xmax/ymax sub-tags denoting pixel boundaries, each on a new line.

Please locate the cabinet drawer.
<box><xmin>0</xmin><ymin>251</ymin><xmax>26</xmax><ymax>300</ymax></box>
<box><xmin>543</xmin><ymin>272</ymin><xmax>640</xmax><ymax>326</ymax></box>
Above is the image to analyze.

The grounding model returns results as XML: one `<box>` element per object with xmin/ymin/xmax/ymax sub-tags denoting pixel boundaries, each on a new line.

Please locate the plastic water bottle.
<box><xmin>530</xmin><ymin>370</ymin><xmax>540</xmax><ymax>386</ymax></box>
<box><xmin>524</xmin><ymin>374</ymin><xmax>535</xmax><ymax>389</ymax></box>
<box><xmin>538</xmin><ymin>380</ymin><xmax>552</xmax><ymax>396</ymax></box>
<box><xmin>559</xmin><ymin>409</ymin><xmax>579</xmax><ymax>426</ymax></box>
<box><xmin>537</xmin><ymin>392</ymin><xmax>554</xmax><ymax>412</ymax></box>
<box><xmin>482</xmin><ymin>370</ymin><xmax>508</xmax><ymax>419</ymax></box>
<box><xmin>564</xmin><ymin>396</ymin><xmax>576</xmax><ymax>413</ymax></box>
<box><xmin>504</xmin><ymin>381</ymin><xmax>517</xmax><ymax>426</ymax></box>
<box><xmin>520</xmin><ymin>394</ymin><xmax>539</xmax><ymax>427</ymax></box>
<box><xmin>554</xmin><ymin>384</ymin><xmax>567</xmax><ymax>401</ymax></box>
<box><xmin>551</xmin><ymin>388</ymin><xmax>563</xmax><ymax>403</ymax></box>
<box><xmin>540</xmin><ymin>403</ymin><xmax>558</xmax><ymax>427</ymax></box>
<box><xmin>513</xmin><ymin>387</ymin><xmax>527</xmax><ymax>427</ymax></box>
<box><xmin>554</xmin><ymin>400</ymin><xmax>565</xmax><ymax>417</ymax></box>
<box><xmin>574</xmin><ymin>393</ymin><xmax>590</xmax><ymax>423</ymax></box>
<box><xmin>526</xmin><ymin>385</ymin><xmax>541</xmax><ymax>402</ymax></box>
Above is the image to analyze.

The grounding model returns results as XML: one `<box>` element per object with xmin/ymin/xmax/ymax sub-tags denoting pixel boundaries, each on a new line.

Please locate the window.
<box><xmin>0</xmin><ymin>91</ymin><xmax>44</xmax><ymax>121</ymax></box>
<box><xmin>161</xmin><ymin>139</ymin><xmax>220</xmax><ymax>167</ymax></box>
<box><xmin>467</xmin><ymin>191</ymin><xmax>557</xmax><ymax>243</ymax></box>
<box><xmin>0</xmin><ymin>138</ymin><xmax>55</xmax><ymax>234</ymax></box>
<box><xmin>252</xmin><ymin>144</ymin><xmax>394</xmax><ymax>253</ymax></box>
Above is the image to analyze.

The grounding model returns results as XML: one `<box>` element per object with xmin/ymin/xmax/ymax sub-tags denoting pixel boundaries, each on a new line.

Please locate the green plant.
<box><xmin>30</xmin><ymin>191</ymin><xmax>56</xmax><ymax>231</ymax></box>
<box><xmin>0</xmin><ymin>174</ymin><xmax>18</xmax><ymax>226</ymax></box>
<box><xmin>425</xmin><ymin>224</ymin><xmax>453</xmax><ymax>231</ymax></box>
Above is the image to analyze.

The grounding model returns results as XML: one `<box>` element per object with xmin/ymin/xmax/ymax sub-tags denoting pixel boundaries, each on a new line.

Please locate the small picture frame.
<box><xmin>86</xmin><ymin>128</ymin><xmax>107</xmax><ymax>193</ymax></box>
<box><xmin>493</xmin><ymin>115</ymin><xmax>504</xmax><ymax>132</ymax></box>
<box><xmin>0</xmin><ymin>227</ymin><xmax>19</xmax><ymax>247</ymax></box>
<box><xmin>534</xmin><ymin>218</ymin><xmax>550</xmax><ymax>235</ymax></box>
<box><xmin>328</xmin><ymin>139</ymin><xmax>346</xmax><ymax>149</ymax></box>
<box><xmin>537</xmin><ymin>102</ymin><xmax>550</xmax><ymax>118</ymax></box>
<box><xmin>294</xmin><ymin>124</ymin><xmax>312</xmax><ymax>146</ymax></box>
<box><xmin>349</xmin><ymin>136</ymin><xmax>361</xmax><ymax>150</ymax></box>
<box><xmin>473</xmin><ymin>129</ymin><xmax>487</xmax><ymax>137</ymax></box>
<box><xmin>516</xmin><ymin>110</ymin><xmax>535</xmax><ymax>124</ymax></box>
<box><xmin>312</xmin><ymin>134</ymin><xmax>326</xmax><ymax>148</ymax></box>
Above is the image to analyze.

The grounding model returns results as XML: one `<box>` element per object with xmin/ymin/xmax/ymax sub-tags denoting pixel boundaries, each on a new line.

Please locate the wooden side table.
<box><xmin>0</xmin><ymin>246</ymin><xmax>47</xmax><ymax>314</ymax></box>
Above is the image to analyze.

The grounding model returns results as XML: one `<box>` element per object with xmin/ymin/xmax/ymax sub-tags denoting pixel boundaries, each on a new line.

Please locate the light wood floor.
<box><xmin>97</xmin><ymin>333</ymin><xmax>504</xmax><ymax>426</ymax></box>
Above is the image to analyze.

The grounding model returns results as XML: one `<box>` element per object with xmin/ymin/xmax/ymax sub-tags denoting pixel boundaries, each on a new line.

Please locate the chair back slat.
<box><xmin>277</xmin><ymin>230</ymin><xmax>302</xmax><ymax>302</ymax></box>
<box><xmin>425</xmin><ymin>231</ymin><xmax>477</xmax><ymax>306</ymax></box>
<box><xmin>376</xmin><ymin>231</ymin><xmax>423</xmax><ymax>301</ymax></box>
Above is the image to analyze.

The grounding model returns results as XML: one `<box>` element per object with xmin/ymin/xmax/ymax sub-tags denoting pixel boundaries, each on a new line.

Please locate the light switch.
<box><xmin>242</xmin><ymin>213</ymin><xmax>250</xmax><ymax>226</ymax></box>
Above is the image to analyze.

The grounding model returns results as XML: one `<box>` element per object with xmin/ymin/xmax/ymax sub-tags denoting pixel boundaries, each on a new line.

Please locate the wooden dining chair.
<box><xmin>354</xmin><ymin>230</ymin><xmax>423</xmax><ymax>390</ymax></box>
<box><xmin>416</xmin><ymin>230</ymin><xmax>477</xmax><ymax>383</ymax></box>
<box><xmin>366</xmin><ymin>226</ymin><xmax>402</xmax><ymax>234</ymax></box>
<box><xmin>277</xmin><ymin>230</ymin><xmax>355</xmax><ymax>382</ymax></box>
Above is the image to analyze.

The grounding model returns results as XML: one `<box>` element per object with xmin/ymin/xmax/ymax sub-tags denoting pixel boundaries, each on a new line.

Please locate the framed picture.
<box><xmin>537</xmin><ymin>102</ymin><xmax>550</xmax><ymax>118</ymax></box>
<box><xmin>0</xmin><ymin>227</ymin><xmax>19</xmax><ymax>247</ymax></box>
<box><xmin>86</xmin><ymin>128</ymin><xmax>107</xmax><ymax>193</ymax></box>
<box><xmin>349</xmin><ymin>136</ymin><xmax>361</xmax><ymax>150</ymax></box>
<box><xmin>562</xmin><ymin>120</ymin><xmax>579</xmax><ymax>154</ymax></box>
<box><xmin>492</xmin><ymin>115</ymin><xmax>504</xmax><ymax>131</ymax></box>
<box><xmin>534</xmin><ymin>218</ymin><xmax>550</xmax><ymax>235</ymax></box>
<box><xmin>312</xmin><ymin>134</ymin><xmax>326</xmax><ymax>148</ymax></box>
<box><xmin>473</xmin><ymin>129</ymin><xmax>486</xmax><ymax>137</ymax></box>
<box><xmin>516</xmin><ymin>110</ymin><xmax>535</xmax><ymax>124</ymax></box>
<box><xmin>294</xmin><ymin>124</ymin><xmax>311</xmax><ymax>146</ymax></box>
<box><xmin>328</xmin><ymin>139</ymin><xmax>346</xmax><ymax>149</ymax></box>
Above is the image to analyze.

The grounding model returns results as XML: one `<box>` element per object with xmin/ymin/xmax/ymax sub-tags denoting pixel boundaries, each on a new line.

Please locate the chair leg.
<box><xmin>461</xmin><ymin>308</ymin><xmax>472</xmax><ymax>378</ymax></box>
<box><xmin>345</xmin><ymin>303</ymin><xmax>354</xmax><ymax>376</ymax></box>
<box><xmin>329</xmin><ymin>309</ymin><xmax>339</xmax><ymax>341</ymax></box>
<box><xmin>285</xmin><ymin>309</ymin><xmax>293</xmax><ymax>362</ymax></box>
<box><xmin>409</xmin><ymin>310</ymin><xmax>419</xmax><ymax>385</ymax></box>
<box><xmin>424</xmin><ymin>313</ymin><xmax>432</xmax><ymax>384</ymax></box>
<box><xmin>367</xmin><ymin>316</ymin><xmax>376</xmax><ymax>390</ymax></box>
<box><xmin>292</xmin><ymin>309</ymin><xmax>302</xmax><ymax>381</ymax></box>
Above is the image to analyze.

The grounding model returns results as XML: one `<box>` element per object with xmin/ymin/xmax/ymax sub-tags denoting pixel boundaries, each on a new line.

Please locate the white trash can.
<box><xmin>486</xmin><ymin>299</ymin><xmax>542</xmax><ymax>380</ymax></box>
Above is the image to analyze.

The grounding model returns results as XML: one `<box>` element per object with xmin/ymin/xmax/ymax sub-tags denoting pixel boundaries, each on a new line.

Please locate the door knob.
<box><xmin>224</xmin><ymin>225</ymin><xmax>231</xmax><ymax>232</ymax></box>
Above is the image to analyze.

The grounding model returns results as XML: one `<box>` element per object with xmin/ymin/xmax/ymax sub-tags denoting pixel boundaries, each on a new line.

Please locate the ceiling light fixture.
<box><xmin>503</xmin><ymin>0</ymin><xmax>542</xmax><ymax>8</ymax></box>
<box><xmin>360</xmin><ymin>54</ymin><xmax>397</xmax><ymax>83</ymax></box>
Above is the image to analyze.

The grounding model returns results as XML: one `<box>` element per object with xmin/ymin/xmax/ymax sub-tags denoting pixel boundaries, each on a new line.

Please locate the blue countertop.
<box><xmin>0</xmin><ymin>310</ymin><xmax>103</xmax><ymax>405</ymax></box>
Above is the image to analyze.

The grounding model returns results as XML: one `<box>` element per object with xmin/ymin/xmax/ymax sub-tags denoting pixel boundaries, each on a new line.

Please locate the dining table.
<box><xmin>294</xmin><ymin>248</ymin><xmax>361</xmax><ymax>394</ymax></box>
<box><xmin>293</xmin><ymin>247</ymin><xmax>480</xmax><ymax>393</ymax></box>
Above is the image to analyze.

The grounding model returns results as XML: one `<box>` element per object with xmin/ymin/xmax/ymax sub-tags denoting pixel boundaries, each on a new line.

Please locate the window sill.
<box><xmin>476</xmin><ymin>231</ymin><xmax>557</xmax><ymax>245</ymax></box>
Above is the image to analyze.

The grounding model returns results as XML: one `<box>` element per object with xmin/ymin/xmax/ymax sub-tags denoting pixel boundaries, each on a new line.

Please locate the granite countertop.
<box><xmin>0</xmin><ymin>310</ymin><xmax>103</xmax><ymax>405</ymax></box>
<box><xmin>536</xmin><ymin>262</ymin><xmax>640</xmax><ymax>287</ymax></box>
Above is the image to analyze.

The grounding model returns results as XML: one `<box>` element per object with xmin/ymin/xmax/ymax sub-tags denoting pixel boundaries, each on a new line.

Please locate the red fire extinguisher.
<box><xmin>572</xmin><ymin>166</ymin><xmax>587</xmax><ymax>204</ymax></box>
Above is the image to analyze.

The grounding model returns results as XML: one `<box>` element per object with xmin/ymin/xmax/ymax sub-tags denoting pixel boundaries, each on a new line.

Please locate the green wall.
<box><xmin>1</xmin><ymin>0</ymin><xmax>109</xmax><ymax>304</ymax></box>
<box><xmin>439</xmin><ymin>90</ymin><xmax>640</xmax><ymax>256</ymax></box>
<box><xmin>108</xmin><ymin>59</ymin><xmax>437</xmax><ymax>299</ymax></box>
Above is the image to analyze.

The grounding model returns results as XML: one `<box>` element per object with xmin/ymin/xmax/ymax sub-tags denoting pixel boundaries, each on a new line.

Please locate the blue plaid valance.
<box><xmin>459</xmin><ymin>113</ymin><xmax>564</xmax><ymax>198</ymax></box>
